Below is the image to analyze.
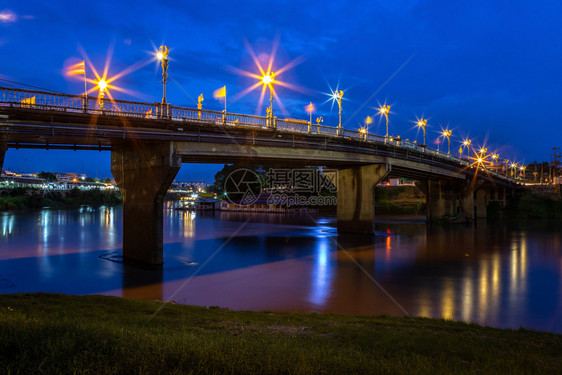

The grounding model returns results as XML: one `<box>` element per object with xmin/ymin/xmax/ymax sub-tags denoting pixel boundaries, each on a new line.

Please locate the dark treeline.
<box><xmin>0</xmin><ymin>188</ymin><xmax>122</xmax><ymax>211</ymax></box>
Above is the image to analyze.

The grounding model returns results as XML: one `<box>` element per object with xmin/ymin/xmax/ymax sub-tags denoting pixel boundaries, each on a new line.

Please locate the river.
<box><xmin>1</xmin><ymin>203</ymin><xmax>561</xmax><ymax>333</ymax></box>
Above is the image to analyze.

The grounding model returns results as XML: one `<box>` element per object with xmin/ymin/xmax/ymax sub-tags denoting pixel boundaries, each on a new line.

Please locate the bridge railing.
<box><xmin>276</xmin><ymin>118</ymin><xmax>309</xmax><ymax>134</ymax></box>
<box><xmin>0</xmin><ymin>86</ymin><xmax>519</xmax><ymax>183</ymax></box>
<box><xmin>1</xmin><ymin>87</ymin><xmax>85</xmax><ymax>112</ymax></box>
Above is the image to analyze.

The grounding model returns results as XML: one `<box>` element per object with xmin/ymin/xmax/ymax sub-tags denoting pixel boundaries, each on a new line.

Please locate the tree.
<box><xmin>37</xmin><ymin>171</ymin><xmax>57</xmax><ymax>182</ymax></box>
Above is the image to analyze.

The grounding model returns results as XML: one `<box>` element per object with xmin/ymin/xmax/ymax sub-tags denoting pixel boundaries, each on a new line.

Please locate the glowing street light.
<box><xmin>96</xmin><ymin>78</ymin><xmax>107</xmax><ymax>110</ymax></box>
<box><xmin>442</xmin><ymin>129</ymin><xmax>452</xmax><ymax>154</ymax></box>
<box><xmin>461</xmin><ymin>139</ymin><xmax>472</xmax><ymax>159</ymax></box>
<box><xmin>332</xmin><ymin>90</ymin><xmax>344</xmax><ymax>135</ymax></box>
<box><xmin>479</xmin><ymin>147</ymin><xmax>488</xmax><ymax>157</ymax></box>
<box><xmin>156</xmin><ymin>45</ymin><xmax>169</xmax><ymax>117</ymax></box>
<box><xmin>519</xmin><ymin>165</ymin><xmax>526</xmax><ymax>179</ymax></box>
<box><xmin>378</xmin><ymin>104</ymin><xmax>391</xmax><ymax>142</ymax></box>
<box><xmin>261</xmin><ymin>71</ymin><xmax>276</xmax><ymax>122</ymax></box>
<box><xmin>510</xmin><ymin>162</ymin><xmax>518</xmax><ymax>177</ymax></box>
<box><xmin>363</xmin><ymin>115</ymin><xmax>373</xmax><ymax>141</ymax></box>
<box><xmin>416</xmin><ymin>118</ymin><xmax>428</xmax><ymax>145</ymax></box>
<box><xmin>491</xmin><ymin>153</ymin><xmax>499</xmax><ymax>169</ymax></box>
<box><xmin>359</xmin><ymin>127</ymin><xmax>367</xmax><ymax>141</ymax></box>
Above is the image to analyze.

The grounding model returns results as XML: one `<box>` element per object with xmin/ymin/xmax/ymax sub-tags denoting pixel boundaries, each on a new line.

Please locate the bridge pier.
<box><xmin>337</xmin><ymin>164</ymin><xmax>389</xmax><ymax>234</ymax></box>
<box><xmin>111</xmin><ymin>142</ymin><xmax>180</xmax><ymax>265</ymax></box>
<box><xmin>425</xmin><ymin>180</ymin><xmax>459</xmax><ymax>220</ymax></box>
<box><xmin>423</xmin><ymin>179</ymin><xmax>507</xmax><ymax>221</ymax></box>
<box><xmin>422</xmin><ymin>180</ymin><xmax>479</xmax><ymax>221</ymax></box>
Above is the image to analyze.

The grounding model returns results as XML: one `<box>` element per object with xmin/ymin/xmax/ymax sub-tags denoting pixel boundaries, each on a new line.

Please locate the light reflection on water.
<box><xmin>0</xmin><ymin>206</ymin><xmax>561</xmax><ymax>333</ymax></box>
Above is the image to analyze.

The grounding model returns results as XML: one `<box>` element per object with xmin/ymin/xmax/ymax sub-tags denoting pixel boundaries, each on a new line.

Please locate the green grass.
<box><xmin>503</xmin><ymin>191</ymin><xmax>562</xmax><ymax>219</ymax></box>
<box><xmin>1</xmin><ymin>294</ymin><xmax>561</xmax><ymax>374</ymax></box>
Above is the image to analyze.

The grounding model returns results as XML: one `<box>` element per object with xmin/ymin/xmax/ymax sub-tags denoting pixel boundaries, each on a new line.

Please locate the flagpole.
<box><xmin>224</xmin><ymin>86</ymin><xmax>227</xmax><ymax>113</ymax></box>
<box><xmin>83</xmin><ymin>64</ymin><xmax>87</xmax><ymax>113</ymax></box>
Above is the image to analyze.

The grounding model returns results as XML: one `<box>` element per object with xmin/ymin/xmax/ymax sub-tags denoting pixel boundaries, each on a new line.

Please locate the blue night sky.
<box><xmin>1</xmin><ymin>1</ymin><xmax>561</xmax><ymax>182</ymax></box>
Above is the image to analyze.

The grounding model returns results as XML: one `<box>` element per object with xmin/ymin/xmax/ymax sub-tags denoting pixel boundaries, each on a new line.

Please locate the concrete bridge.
<box><xmin>0</xmin><ymin>87</ymin><xmax>523</xmax><ymax>265</ymax></box>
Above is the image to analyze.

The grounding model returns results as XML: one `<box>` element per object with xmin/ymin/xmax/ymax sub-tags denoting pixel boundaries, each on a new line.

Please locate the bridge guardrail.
<box><xmin>0</xmin><ymin>86</ymin><xmax>520</xmax><ymax>183</ymax></box>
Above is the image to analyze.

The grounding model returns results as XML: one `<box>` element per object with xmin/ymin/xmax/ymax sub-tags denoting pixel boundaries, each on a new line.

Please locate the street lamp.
<box><xmin>417</xmin><ymin>118</ymin><xmax>428</xmax><ymax>146</ymax></box>
<box><xmin>510</xmin><ymin>163</ymin><xmax>518</xmax><ymax>177</ymax></box>
<box><xmin>519</xmin><ymin>165</ymin><xmax>526</xmax><ymax>179</ymax></box>
<box><xmin>491</xmin><ymin>153</ymin><xmax>499</xmax><ymax>170</ymax></box>
<box><xmin>305</xmin><ymin>102</ymin><xmax>316</xmax><ymax>134</ymax></box>
<box><xmin>156</xmin><ymin>45</ymin><xmax>169</xmax><ymax>117</ymax></box>
<box><xmin>333</xmin><ymin>90</ymin><xmax>344</xmax><ymax>135</ymax></box>
<box><xmin>378</xmin><ymin>104</ymin><xmax>391</xmax><ymax>142</ymax></box>
<box><xmin>442</xmin><ymin>129</ymin><xmax>452</xmax><ymax>154</ymax></box>
<box><xmin>359</xmin><ymin>127</ymin><xmax>367</xmax><ymax>141</ymax></box>
<box><xmin>462</xmin><ymin>139</ymin><xmax>472</xmax><ymax>159</ymax></box>
<box><xmin>97</xmin><ymin>79</ymin><xmax>107</xmax><ymax>110</ymax></box>
<box><xmin>363</xmin><ymin>115</ymin><xmax>373</xmax><ymax>141</ymax></box>
<box><xmin>262</xmin><ymin>71</ymin><xmax>276</xmax><ymax>124</ymax></box>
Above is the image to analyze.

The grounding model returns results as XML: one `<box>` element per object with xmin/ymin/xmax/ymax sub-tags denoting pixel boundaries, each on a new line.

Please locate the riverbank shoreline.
<box><xmin>1</xmin><ymin>293</ymin><xmax>560</xmax><ymax>374</ymax></box>
<box><xmin>0</xmin><ymin>188</ymin><xmax>121</xmax><ymax>211</ymax></box>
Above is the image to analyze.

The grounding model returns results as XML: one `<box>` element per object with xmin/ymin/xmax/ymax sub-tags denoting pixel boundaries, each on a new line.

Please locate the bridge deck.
<box><xmin>0</xmin><ymin>86</ymin><xmax>519</xmax><ymax>186</ymax></box>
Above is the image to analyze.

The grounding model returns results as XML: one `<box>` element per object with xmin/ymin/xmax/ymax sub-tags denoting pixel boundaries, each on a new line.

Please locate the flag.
<box><xmin>20</xmin><ymin>96</ymin><xmax>35</xmax><ymax>107</ymax></box>
<box><xmin>66</xmin><ymin>61</ymin><xmax>85</xmax><ymax>76</ymax></box>
<box><xmin>213</xmin><ymin>86</ymin><xmax>226</xmax><ymax>99</ymax></box>
<box><xmin>144</xmin><ymin>108</ymin><xmax>153</xmax><ymax>119</ymax></box>
<box><xmin>365</xmin><ymin>115</ymin><xmax>373</xmax><ymax>125</ymax></box>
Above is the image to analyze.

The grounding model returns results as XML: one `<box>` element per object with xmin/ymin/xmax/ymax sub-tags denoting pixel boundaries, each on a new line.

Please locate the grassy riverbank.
<box><xmin>501</xmin><ymin>190</ymin><xmax>562</xmax><ymax>219</ymax></box>
<box><xmin>1</xmin><ymin>294</ymin><xmax>561</xmax><ymax>374</ymax></box>
<box><xmin>0</xmin><ymin>188</ymin><xmax>121</xmax><ymax>211</ymax></box>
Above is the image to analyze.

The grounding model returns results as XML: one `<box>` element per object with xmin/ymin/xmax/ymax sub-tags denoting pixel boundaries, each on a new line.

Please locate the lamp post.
<box><xmin>378</xmin><ymin>104</ymin><xmax>391</xmax><ymax>143</ymax></box>
<box><xmin>262</xmin><ymin>71</ymin><xmax>275</xmax><ymax>127</ymax></box>
<box><xmin>491</xmin><ymin>153</ymin><xmax>499</xmax><ymax>170</ymax></box>
<box><xmin>359</xmin><ymin>127</ymin><xmax>367</xmax><ymax>141</ymax></box>
<box><xmin>462</xmin><ymin>139</ymin><xmax>472</xmax><ymax>159</ymax></box>
<box><xmin>97</xmin><ymin>79</ymin><xmax>107</xmax><ymax>111</ymax></box>
<box><xmin>417</xmin><ymin>118</ymin><xmax>427</xmax><ymax>146</ymax></box>
<box><xmin>510</xmin><ymin>163</ymin><xmax>518</xmax><ymax>178</ymax></box>
<box><xmin>305</xmin><ymin>102</ymin><xmax>315</xmax><ymax>134</ymax></box>
<box><xmin>363</xmin><ymin>115</ymin><xmax>373</xmax><ymax>141</ymax></box>
<box><xmin>442</xmin><ymin>129</ymin><xmax>452</xmax><ymax>154</ymax></box>
<box><xmin>333</xmin><ymin>90</ymin><xmax>344</xmax><ymax>136</ymax></box>
<box><xmin>519</xmin><ymin>165</ymin><xmax>526</xmax><ymax>179</ymax></box>
<box><xmin>156</xmin><ymin>45</ymin><xmax>169</xmax><ymax>118</ymax></box>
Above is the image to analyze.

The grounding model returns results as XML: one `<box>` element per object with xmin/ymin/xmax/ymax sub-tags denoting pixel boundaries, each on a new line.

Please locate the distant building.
<box><xmin>174</xmin><ymin>181</ymin><xmax>209</xmax><ymax>190</ymax></box>
<box><xmin>55</xmin><ymin>173</ymin><xmax>84</xmax><ymax>183</ymax></box>
<box><xmin>0</xmin><ymin>175</ymin><xmax>45</xmax><ymax>189</ymax></box>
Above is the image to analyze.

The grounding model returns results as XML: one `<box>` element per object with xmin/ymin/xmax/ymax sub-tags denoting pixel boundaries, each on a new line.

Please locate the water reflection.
<box><xmin>1</xmin><ymin>213</ymin><xmax>14</xmax><ymax>237</ymax></box>
<box><xmin>0</xmin><ymin>207</ymin><xmax>561</xmax><ymax>333</ymax></box>
<box><xmin>309</xmin><ymin>236</ymin><xmax>332</xmax><ymax>307</ymax></box>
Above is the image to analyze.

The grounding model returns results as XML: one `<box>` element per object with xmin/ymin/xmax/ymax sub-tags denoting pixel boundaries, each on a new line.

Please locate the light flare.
<box><xmin>229</xmin><ymin>39</ymin><xmax>305</xmax><ymax>115</ymax></box>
